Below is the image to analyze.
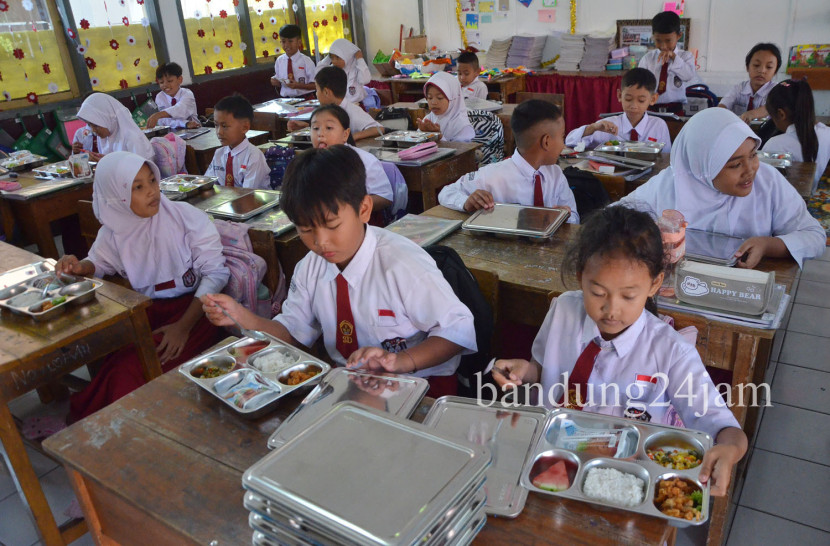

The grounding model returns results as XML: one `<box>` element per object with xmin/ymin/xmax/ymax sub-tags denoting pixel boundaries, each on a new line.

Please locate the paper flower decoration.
<box><xmin>80</xmin><ymin>19</ymin><xmax>90</xmax><ymax>29</ymax></box>
<box><xmin>133</xmin><ymin>57</ymin><xmax>141</xmax><ymax>66</ymax></box>
<box><xmin>141</xmin><ymin>17</ymin><xmax>150</xmax><ymax>27</ymax></box>
<box><xmin>262</xmin><ymin>50</ymin><xmax>269</xmax><ymax>57</ymax></box>
<box><xmin>233</xmin><ymin>0</ymin><xmax>239</xmax><ymax>5</ymax></box>
<box><xmin>90</xmin><ymin>77</ymin><xmax>100</xmax><ymax>86</ymax></box>
<box><xmin>2</xmin><ymin>91</ymin><xmax>10</xmax><ymax>101</ymax></box>
<box><xmin>197</xmin><ymin>29</ymin><xmax>205</xmax><ymax>38</ymax></box>
<box><xmin>119</xmin><ymin>0</ymin><xmax>126</xmax><ymax>5</ymax></box>
<box><xmin>67</xmin><ymin>28</ymin><xmax>76</xmax><ymax>39</ymax></box>
<box><xmin>0</xmin><ymin>1</ymin><xmax>8</xmax><ymax>12</ymax></box>
<box><xmin>272</xmin><ymin>31</ymin><xmax>278</xmax><ymax>40</ymax></box>
<box><xmin>243</xmin><ymin>57</ymin><xmax>248</xmax><ymax>66</ymax></box>
<box><xmin>110</xmin><ymin>39</ymin><xmax>120</xmax><ymax>50</ymax></box>
<box><xmin>22</xmin><ymin>0</ymin><xmax>33</xmax><ymax>11</ymax></box>
<box><xmin>85</xmin><ymin>57</ymin><xmax>96</xmax><ymax>69</ymax></box>
<box><xmin>321</xmin><ymin>3</ymin><xmax>326</xmax><ymax>10</ymax></box>
<box><xmin>149</xmin><ymin>59</ymin><xmax>158</xmax><ymax>67</ymax></box>
<box><xmin>219</xmin><ymin>10</ymin><xmax>228</xmax><ymax>18</ymax></box>
<box><xmin>310</xmin><ymin>4</ymin><xmax>316</xmax><ymax>11</ymax></box>
<box><xmin>116</xmin><ymin>61</ymin><xmax>124</xmax><ymax>71</ymax></box>
<box><xmin>260</xmin><ymin>35</ymin><xmax>267</xmax><ymax>43</ymax></box>
<box><xmin>13</xmin><ymin>48</ymin><xmax>24</xmax><ymax>60</ymax></box>
<box><xmin>136</xmin><ymin>74</ymin><xmax>141</xmax><ymax>82</ymax></box>
<box><xmin>76</xmin><ymin>45</ymin><xmax>87</xmax><ymax>54</ymax></box>
<box><xmin>48</xmin><ymin>82</ymin><xmax>59</xmax><ymax>93</ymax></box>
<box><xmin>258</xmin><ymin>21</ymin><xmax>264</xmax><ymax>29</ymax></box>
<box><xmin>127</xmin><ymin>35</ymin><xmax>136</xmax><ymax>45</ymax></box>
<box><xmin>137</xmin><ymin>0</ymin><xmax>145</xmax><ymax>4</ymax></box>
<box><xmin>216</xmin><ymin>61</ymin><xmax>224</xmax><ymax>70</ymax></box>
<box><xmin>342</xmin><ymin>12</ymin><xmax>348</xmax><ymax>20</ymax></box>
<box><xmin>322</xmin><ymin>19</ymin><xmax>328</xmax><ymax>26</ymax></box>
<box><xmin>292</xmin><ymin>3</ymin><xmax>298</xmax><ymax>12</ymax></box>
<box><xmin>147</xmin><ymin>39</ymin><xmax>152</xmax><ymax>48</ymax></box>
<box><xmin>204</xmin><ymin>65</ymin><xmax>213</xmax><ymax>74</ymax></box>
<box><xmin>213</xmin><ymin>45</ymin><xmax>221</xmax><ymax>54</ymax></box>
<box><xmin>119</xmin><ymin>79</ymin><xmax>129</xmax><ymax>89</ymax></box>
<box><xmin>193</xmin><ymin>9</ymin><xmax>202</xmax><ymax>18</ymax></box>
<box><xmin>333</xmin><ymin>15</ymin><xmax>337</xmax><ymax>22</ymax></box>
<box><xmin>268</xmin><ymin>0</ymin><xmax>274</xmax><ymax>6</ymax></box>
<box><xmin>256</xmin><ymin>7</ymin><xmax>263</xmax><ymax>15</ymax></box>
<box><xmin>239</xmin><ymin>42</ymin><xmax>248</xmax><ymax>51</ymax></box>
<box><xmin>312</xmin><ymin>21</ymin><xmax>319</xmax><ymax>28</ymax></box>
<box><xmin>26</xmin><ymin>92</ymin><xmax>38</xmax><ymax>103</ymax></box>
<box><xmin>269</xmin><ymin>16</ymin><xmax>277</xmax><ymax>25</ymax></box>
<box><xmin>122</xmin><ymin>16</ymin><xmax>130</xmax><ymax>26</ymax></box>
<box><xmin>225</xmin><ymin>39</ymin><xmax>233</xmax><ymax>48</ymax></box>
<box><xmin>42</xmin><ymin>63</ymin><xmax>51</xmax><ymax>74</ymax></box>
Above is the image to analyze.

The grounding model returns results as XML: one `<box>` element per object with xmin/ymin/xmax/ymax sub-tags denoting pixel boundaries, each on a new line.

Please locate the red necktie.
<box><xmin>747</xmin><ymin>96</ymin><xmax>754</xmax><ymax>111</ymax></box>
<box><xmin>630</xmin><ymin>128</ymin><xmax>638</xmax><ymax>142</ymax></box>
<box><xmin>559</xmin><ymin>340</ymin><xmax>601</xmax><ymax>409</ymax></box>
<box><xmin>533</xmin><ymin>172</ymin><xmax>544</xmax><ymax>207</ymax></box>
<box><xmin>224</xmin><ymin>151</ymin><xmax>235</xmax><ymax>186</ymax></box>
<box><xmin>658</xmin><ymin>62</ymin><xmax>669</xmax><ymax>94</ymax></box>
<box><xmin>91</xmin><ymin>134</ymin><xmax>98</xmax><ymax>154</ymax></box>
<box><xmin>335</xmin><ymin>274</ymin><xmax>358</xmax><ymax>359</ymax></box>
<box><xmin>171</xmin><ymin>97</ymin><xmax>177</xmax><ymax>106</ymax></box>
<box><xmin>286</xmin><ymin>56</ymin><xmax>294</xmax><ymax>81</ymax></box>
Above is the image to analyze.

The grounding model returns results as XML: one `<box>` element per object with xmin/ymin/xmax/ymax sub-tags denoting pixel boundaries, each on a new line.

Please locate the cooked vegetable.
<box><xmin>654</xmin><ymin>478</ymin><xmax>703</xmax><ymax>521</ymax></box>
<box><xmin>646</xmin><ymin>447</ymin><xmax>702</xmax><ymax>470</ymax></box>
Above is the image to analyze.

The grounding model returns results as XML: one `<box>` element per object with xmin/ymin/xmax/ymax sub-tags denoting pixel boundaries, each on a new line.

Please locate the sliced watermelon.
<box><xmin>532</xmin><ymin>460</ymin><xmax>571</xmax><ymax>492</ymax></box>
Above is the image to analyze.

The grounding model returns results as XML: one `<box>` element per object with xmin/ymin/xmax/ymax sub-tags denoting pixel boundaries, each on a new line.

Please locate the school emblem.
<box><xmin>339</xmin><ymin>319</ymin><xmax>355</xmax><ymax>345</ymax></box>
<box><xmin>381</xmin><ymin>337</ymin><xmax>408</xmax><ymax>354</ymax></box>
<box><xmin>349</xmin><ymin>86</ymin><xmax>356</xmax><ymax>96</ymax></box>
<box><xmin>299</xmin><ymin>77</ymin><xmax>306</xmax><ymax>83</ymax></box>
<box><xmin>564</xmin><ymin>388</ymin><xmax>587</xmax><ymax>410</ymax></box>
<box><xmin>182</xmin><ymin>268</ymin><xmax>196</xmax><ymax>288</ymax></box>
<box><xmin>673</xmin><ymin>75</ymin><xmax>682</xmax><ymax>88</ymax></box>
<box><xmin>624</xmin><ymin>406</ymin><xmax>653</xmax><ymax>422</ymax></box>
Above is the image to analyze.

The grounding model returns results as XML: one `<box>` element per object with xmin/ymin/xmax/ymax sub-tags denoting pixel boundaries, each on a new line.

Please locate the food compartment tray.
<box><xmin>520</xmin><ymin>409</ymin><xmax>712</xmax><ymax>527</ymax></box>
<box><xmin>758</xmin><ymin>150</ymin><xmax>793</xmax><ymax>169</ymax></box>
<box><xmin>375</xmin><ymin>130</ymin><xmax>440</xmax><ymax>148</ymax></box>
<box><xmin>595</xmin><ymin>140</ymin><xmax>665</xmax><ymax>155</ymax></box>
<box><xmin>0</xmin><ymin>267</ymin><xmax>103</xmax><ymax>321</ymax></box>
<box><xmin>159</xmin><ymin>174</ymin><xmax>217</xmax><ymax>200</ymax></box>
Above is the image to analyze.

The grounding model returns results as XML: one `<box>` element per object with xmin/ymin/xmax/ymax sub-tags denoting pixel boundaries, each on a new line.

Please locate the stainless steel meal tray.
<box><xmin>423</xmin><ymin>396</ymin><xmax>549</xmax><ymax>518</ymax></box>
<box><xmin>364</xmin><ymin>146</ymin><xmax>456</xmax><ymax>166</ymax></box>
<box><xmin>205</xmin><ymin>190</ymin><xmax>281</xmax><ymax>221</ymax></box>
<box><xmin>32</xmin><ymin>162</ymin><xmax>73</xmax><ymax>178</ymax></box>
<box><xmin>0</xmin><ymin>267</ymin><xmax>102</xmax><ymax>322</ymax></box>
<box><xmin>287</xmin><ymin>127</ymin><xmax>312</xmax><ymax>141</ymax></box>
<box><xmin>267</xmin><ymin>367</ymin><xmax>429</xmax><ymax>449</ymax></box>
<box><xmin>519</xmin><ymin>409</ymin><xmax>713</xmax><ymax>527</ymax></box>
<box><xmin>159</xmin><ymin>174</ymin><xmax>217</xmax><ymax>201</ymax></box>
<box><xmin>595</xmin><ymin>140</ymin><xmax>665</xmax><ymax>155</ymax></box>
<box><xmin>178</xmin><ymin>335</ymin><xmax>330</xmax><ymax>419</ymax></box>
<box><xmin>0</xmin><ymin>152</ymin><xmax>48</xmax><ymax>172</ymax></box>
<box><xmin>684</xmin><ymin>229</ymin><xmax>745</xmax><ymax>267</ymax></box>
<box><xmin>141</xmin><ymin>126</ymin><xmax>170</xmax><ymax>138</ymax></box>
<box><xmin>757</xmin><ymin>150</ymin><xmax>793</xmax><ymax>169</ymax></box>
<box><xmin>244</xmin><ymin>402</ymin><xmax>491</xmax><ymax>546</ymax></box>
<box><xmin>375</xmin><ymin>130</ymin><xmax>440</xmax><ymax>148</ymax></box>
<box><xmin>462</xmin><ymin>203</ymin><xmax>570</xmax><ymax>239</ymax></box>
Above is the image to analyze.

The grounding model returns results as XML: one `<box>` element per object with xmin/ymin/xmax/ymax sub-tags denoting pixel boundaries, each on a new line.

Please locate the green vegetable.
<box><xmin>51</xmin><ymin>296</ymin><xmax>66</xmax><ymax>305</ymax></box>
<box><xmin>690</xmin><ymin>490</ymin><xmax>703</xmax><ymax>509</ymax></box>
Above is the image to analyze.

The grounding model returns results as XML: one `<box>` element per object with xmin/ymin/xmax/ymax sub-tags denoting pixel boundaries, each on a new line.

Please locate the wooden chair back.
<box><xmin>516</xmin><ymin>92</ymin><xmax>565</xmax><ymax>111</ymax></box>
<box><xmin>470</xmin><ymin>267</ymin><xmax>500</xmax><ymax>356</ymax></box>
<box><xmin>498</xmin><ymin>114</ymin><xmax>515</xmax><ymax>157</ymax></box>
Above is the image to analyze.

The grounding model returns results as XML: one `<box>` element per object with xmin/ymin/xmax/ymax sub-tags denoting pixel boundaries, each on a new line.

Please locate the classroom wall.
<box><xmin>417</xmin><ymin>0</ymin><xmax>830</xmax><ymax>114</ymax></box>
<box><xmin>362</xmin><ymin>0</ymin><xmax>422</xmax><ymax>60</ymax></box>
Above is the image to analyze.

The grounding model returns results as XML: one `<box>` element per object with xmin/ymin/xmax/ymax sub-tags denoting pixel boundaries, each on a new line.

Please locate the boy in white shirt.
<box><xmin>566</xmin><ymin>68</ymin><xmax>672</xmax><ymax>153</ymax></box>
<box><xmin>718</xmin><ymin>43</ymin><xmax>781</xmax><ymax>123</ymax></box>
<box><xmin>270</xmin><ymin>24</ymin><xmax>316</xmax><ymax>98</ymax></box>
<box><xmin>204</xmin><ymin>95</ymin><xmax>270</xmax><ymax>189</ymax></box>
<box><xmin>146</xmin><ymin>62</ymin><xmax>199</xmax><ymax>129</ymax></box>
<box><xmin>203</xmin><ymin>145</ymin><xmax>477</xmax><ymax>398</ymax></box>
<box><xmin>288</xmin><ymin>66</ymin><xmax>384</xmax><ymax>141</ymax></box>
<box><xmin>438</xmin><ymin>100</ymin><xmax>579</xmax><ymax>222</ymax></box>
<box><xmin>638</xmin><ymin>11</ymin><xmax>700</xmax><ymax>114</ymax></box>
<box><xmin>456</xmin><ymin>52</ymin><xmax>488</xmax><ymax>100</ymax></box>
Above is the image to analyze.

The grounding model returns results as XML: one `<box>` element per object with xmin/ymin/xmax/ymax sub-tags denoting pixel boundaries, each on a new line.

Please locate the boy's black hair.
<box><xmin>279</xmin><ymin>24</ymin><xmax>302</xmax><ymax>39</ymax></box>
<box><xmin>310</xmin><ymin>104</ymin><xmax>356</xmax><ymax>146</ymax></box>
<box><xmin>651</xmin><ymin>11</ymin><xmax>681</xmax><ymax>35</ymax></box>
<box><xmin>281</xmin><ymin>145</ymin><xmax>367</xmax><ymax>227</ymax></box>
<box><xmin>745</xmin><ymin>42</ymin><xmax>782</xmax><ymax>72</ymax></box>
<box><xmin>766</xmin><ymin>79</ymin><xmax>818</xmax><ymax>162</ymax></box>
<box><xmin>511</xmin><ymin>100</ymin><xmax>563</xmax><ymax>149</ymax></box>
<box><xmin>155</xmin><ymin>62</ymin><xmax>183</xmax><ymax>80</ymax></box>
<box><xmin>213</xmin><ymin>94</ymin><xmax>253</xmax><ymax>122</ymax></box>
<box><xmin>621</xmin><ymin>67</ymin><xmax>658</xmax><ymax>93</ymax></box>
<box><xmin>456</xmin><ymin>52</ymin><xmax>480</xmax><ymax>70</ymax></box>
<box><xmin>314</xmin><ymin>66</ymin><xmax>347</xmax><ymax>99</ymax></box>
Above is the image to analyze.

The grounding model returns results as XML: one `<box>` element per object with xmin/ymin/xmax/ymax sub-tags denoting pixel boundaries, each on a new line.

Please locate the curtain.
<box><xmin>526</xmin><ymin>73</ymin><xmax>624</xmax><ymax>132</ymax></box>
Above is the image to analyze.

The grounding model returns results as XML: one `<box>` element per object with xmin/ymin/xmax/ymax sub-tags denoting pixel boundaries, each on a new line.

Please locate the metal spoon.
<box><xmin>217</xmin><ymin>306</ymin><xmax>270</xmax><ymax>341</ymax></box>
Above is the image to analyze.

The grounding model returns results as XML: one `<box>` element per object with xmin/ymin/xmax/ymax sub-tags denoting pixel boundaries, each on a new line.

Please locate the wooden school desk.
<box><xmin>422</xmin><ymin>205</ymin><xmax>799</xmax><ymax>546</ymax></box>
<box><xmin>0</xmin><ymin>241</ymin><xmax>162</xmax><ymax>546</ymax></box>
<box><xmin>43</xmin><ymin>366</ymin><xmax>673</xmax><ymax>546</ymax></box>
<box><xmin>388</xmin><ymin>74</ymin><xmax>526</xmax><ymax>103</ymax></box>
<box><xmin>0</xmin><ymin>172</ymin><xmax>93</xmax><ymax>259</ymax></box>
<box><xmin>183</xmin><ymin>129</ymin><xmax>270</xmax><ymax>175</ymax></box>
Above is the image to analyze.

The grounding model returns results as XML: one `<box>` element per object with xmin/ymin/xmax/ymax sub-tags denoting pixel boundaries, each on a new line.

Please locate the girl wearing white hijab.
<box><xmin>77</xmin><ymin>92</ymin><xmax>154</xmax><ymax>161</ymax></box>
<box><xmin>316</xmin><ymin>38</ymin><xmax>371</xmax><ymax>104</ymax></box>
<box><xmin>56</xmin><ymin>152</ymin><xmax>229</xmax><ymax>420</ymax></box>
<box><xmin>417</xmin><ymin>72</ymin><xmax>475</xmax><ymax>143</ymax></box>
<box><xmin>620</xmin><ymin>108</ymin><xmax>825</xmax><ymax>268</ymax></box>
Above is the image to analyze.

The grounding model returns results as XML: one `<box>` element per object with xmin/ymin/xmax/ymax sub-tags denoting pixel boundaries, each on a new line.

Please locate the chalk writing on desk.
<box><xmin>11</xmin><ymin>342</ymin><xmax>91</xmax><ymax>391</ymax></box>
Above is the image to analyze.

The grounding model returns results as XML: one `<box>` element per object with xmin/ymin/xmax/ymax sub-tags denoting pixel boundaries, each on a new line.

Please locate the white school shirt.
<box><xmin>438</xmin><ymin>150</ymin><xmax>580</xmax><ymax>223</ymax></box>
<box><xmin>274</xmin><ymin>52</ymin><xmax>316</xmax><ymax>97</ymax></box>
<box><xmin>565</xmin><ymin>112</ymin><xmax>672</xmax><ymax>154</ymax></box>
<box><xmin>638</xmin><ymin>46</ymin><xmax>700</xmax><ymax>104</ymax></box>
<box><xmin>340</xmin><ymin>98</ymin><xmax>383</xmax><ymax>134</ymax></box>
<box><xmin>87</xmin><ymin>204</ymin><xmax>229</xmax><ymax>299</ymax></box>
<box><xmin>531</xmin><ymin>291</ymin><xmax>739</xmax><ymax>439</ymax></box>
<box><xmin>154</xmin><ymin>87</ymin><xmax>198</xmax><ymax>129</ymax></box>
<box><xmin>348</xmin><ymin>144</ymin><xmax>394</xmax><ymax>201</ymax></box>
<box><xmin>460</xmin><ymin>79</ymin><xmax>488</xmax><ymax>100</ymax></box>
<box><xmin>718</xmin><ymin>79</ymin><xmax>776</xmax><ymax>116</ymax></box>
<box><xmin>72</xmin><ymin>125</ymin><xmax>94</xmax><ymax>151</ymax></box>
<box><xmin>275</xmin><ymin>226</ymin><xmax>477</xmax><ymax>378</ymax></box>
<box><xmin>763</xmin><ymin>122</ymin><xmax>830</xmax><ymax>191</ymax></box>
<box><xmin>204</xmin><ymin>138</ymin><xmax>270</xmax><ymax>189</ymax></box>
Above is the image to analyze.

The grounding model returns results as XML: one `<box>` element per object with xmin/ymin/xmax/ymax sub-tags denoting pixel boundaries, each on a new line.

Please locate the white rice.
<box><xmin>582</xmin><ymin>467</ymin><xmax>644</xmax><ymax>507</ymax></box>
<box><xmin>251</xmin><ymin>349</ymin><xmax>297</xmax><ymax>373</ymax></box>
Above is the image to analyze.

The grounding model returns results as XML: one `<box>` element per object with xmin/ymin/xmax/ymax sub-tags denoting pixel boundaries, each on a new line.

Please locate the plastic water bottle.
<box><xmin>657</xmin><ymin>209</ymin><xmax>687</xmax><ymax>297</ymax></box>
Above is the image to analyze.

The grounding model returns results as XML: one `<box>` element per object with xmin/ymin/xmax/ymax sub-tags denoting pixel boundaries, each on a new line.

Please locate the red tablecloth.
<box><xmin>526</xmin><ymin>73</ymin><xmax>624</xmax><ymax>131</ymax></box>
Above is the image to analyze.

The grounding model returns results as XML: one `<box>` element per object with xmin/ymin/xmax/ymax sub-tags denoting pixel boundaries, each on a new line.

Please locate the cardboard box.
<box><xmin>373</xmin><ymin>62</ymin><xmax>400</xmax><ymax>77</ymax></box>
<box><xmin>403</xmin><ymin>35</ymin><xmax>428</xmax><ymax>55</ymax></box>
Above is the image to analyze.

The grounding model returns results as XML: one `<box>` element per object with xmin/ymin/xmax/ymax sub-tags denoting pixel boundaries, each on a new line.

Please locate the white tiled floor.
<box><xmin>2</xmin><ymin>249</ymin><xmax>829</xmax><ymax>545</ymax></box>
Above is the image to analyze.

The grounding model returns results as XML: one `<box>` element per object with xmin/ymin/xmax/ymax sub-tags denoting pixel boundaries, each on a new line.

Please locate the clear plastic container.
<box><xmin>657</xmin><ymin>209</ymin><xmax>687</xmax><ymax>297</ymax></box>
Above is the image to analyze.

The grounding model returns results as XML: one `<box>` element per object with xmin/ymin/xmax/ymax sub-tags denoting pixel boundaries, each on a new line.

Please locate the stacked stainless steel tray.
<box><xmin>244</xmin><ymin>403</ymin><xmax>490</xmax><ymax>545</ymax></box>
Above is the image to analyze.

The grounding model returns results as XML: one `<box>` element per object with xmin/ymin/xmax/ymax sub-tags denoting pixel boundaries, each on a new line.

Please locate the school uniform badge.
<box><xmin>349</xmin><ymin>86</ymin><xmax>356</xmax><ymax>96</ymax></box>
<box><xmin>299</xmin><ymin>77</ymin><xmax>306</xmax><ymax>83</ymax></box>
<box><xmin>381</xmin><ymin>337</ymin><xmax>408</xmax><ymax>354</ymax></box>
<box><xmin>339</xmin><ymin>320</ymin><xmax>355</xmax><ymax>344</ymax></box>
<box><xmin>182</xmin><ymin>268</ymin><xmax>197</xmax><ymax>288</ymax></box>
<box><xmin>673</xmin><ymin>75</ymin><xmax>682</xmax><ymax>88</ymax></box>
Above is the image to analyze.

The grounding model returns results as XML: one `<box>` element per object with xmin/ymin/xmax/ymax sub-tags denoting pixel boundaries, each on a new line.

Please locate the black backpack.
<box><xmin>562</xmin><ymin>166</ymin><xmax>611</xmax><ymax>220</ymax></box>
<box><xmin>424</xmin><ymin>245</ymin><xmax>494</xmax><ymax>397</ymax></box>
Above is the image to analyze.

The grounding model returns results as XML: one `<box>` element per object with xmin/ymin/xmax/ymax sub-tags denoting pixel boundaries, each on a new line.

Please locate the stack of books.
<box><xmin>581</xmin><ymin>34</ymin><xmax>615</xmax><ymax>71</ymax></box>
<box><xmin>557</xmin><ymin>33</ymin><xmax>585</xmax><ymax>71</ymax></box>
<box><xmin>506</xmin><ymin>35</ymin><xmax>547</xmax><ymax>68</ymax></box>
<box><xmin>485</xmin><ymin>37</ymin><xmax>513</xmax><ymax>69</ymax></box>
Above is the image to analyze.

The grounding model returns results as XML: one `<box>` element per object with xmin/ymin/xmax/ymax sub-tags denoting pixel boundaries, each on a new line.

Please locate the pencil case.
<box><xmin>0</xmin><ymin>181</ymin><xmax>22</xmax><ymax>191</ymax></box>
<box><xmin>397</xmin><ymin>142</ymin><xmax>438</xmax><ymax>160</ymax></box>
<box><xmin>674</xmin><ymin>260</ymin><xmax>774</xmax><ymax>315</ymax></box>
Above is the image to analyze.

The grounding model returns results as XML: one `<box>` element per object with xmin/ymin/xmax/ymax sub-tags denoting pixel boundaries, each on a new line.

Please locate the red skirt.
<box><xmin>69</xmin><ymin>294</ymin><xmax>222</xmax><ymax>421</ymax></box>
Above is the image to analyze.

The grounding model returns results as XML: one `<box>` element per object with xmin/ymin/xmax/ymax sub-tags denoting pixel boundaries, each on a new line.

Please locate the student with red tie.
<box><xmin>491</xmin><ymin>206</ymin><xmax>747</xmax><ymax>497</ymax></box>
<box><xmin>566</xmin><ymin>68</ymin><xmax>672</xmax><ymax>154</ymax></box>
<box><xmin>270</xmin><ymin>24</ymin><xmax>316</xmax><ymax>98</ymax></box>
<box><xmin>204</xmin><ymin>95</ymin><xmax>270</xmax><ymax>189</ymax></box>
<box><xmin>437</xmin><ymin>100</ymin><xmax>579</xmax><ymax>222</ymax></box>
<box><xmin>146</xmin><ymin>62</ymin><xmax>200</xmax><ymax>129</ymax></box>
<box><xmin>203</xmin><ymin>146</ymin><xmax>476</xmax><ymax>398</ymax></box>
<box><xmin>638</xmin><ymin>11</ymin><xmax>700</xmax><ymax>115</ymax></box>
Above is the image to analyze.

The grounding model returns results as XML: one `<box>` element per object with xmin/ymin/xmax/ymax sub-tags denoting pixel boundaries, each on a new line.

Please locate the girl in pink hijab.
<box><xmin>56</xmin><ymin>151</ymin><xmax>229</xmax><ymax>420</ymax></box>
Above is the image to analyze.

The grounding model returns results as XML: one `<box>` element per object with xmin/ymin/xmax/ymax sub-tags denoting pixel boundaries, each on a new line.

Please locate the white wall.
<box><xmin>158</xmin><ymin>2</ymin><xmax>193</xmax><ymax>85</ymax></box>
<box><xmin>361</xmin><ymin>0</ymin><xmax>421</xmax><ymax>61</ymax></box>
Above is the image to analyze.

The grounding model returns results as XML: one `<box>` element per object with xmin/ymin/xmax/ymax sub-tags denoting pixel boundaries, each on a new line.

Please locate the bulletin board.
<box><xmin>615</xmin><ymin>18</ymin><xmax>690</xmax><ymax>50</ymax></box>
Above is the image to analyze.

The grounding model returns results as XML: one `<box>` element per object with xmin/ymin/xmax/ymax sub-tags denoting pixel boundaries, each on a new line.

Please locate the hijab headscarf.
<box><xmin>321</xmin><ymin>38</ymin><xmax>360</xmax><ymax>72</ymax></box>
<box><xmin>92</xmin><ymin>151</ymin><xmax>204</xmax><ymax>289</ymax></box>
<box><xmin>78</xmin><ymin>93</ymin><xmax>154</xmax><ymax>160</ymax></box>
<box><xmin>423</xmin><ymin>72</ymin><xmax>475</xmax><ymax>142</ymax></box>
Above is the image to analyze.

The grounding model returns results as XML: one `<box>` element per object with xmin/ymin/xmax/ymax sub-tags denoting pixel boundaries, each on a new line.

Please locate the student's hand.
<box><xmin>463</xmin><ymin>189</ymin><xmax>495</xmax><ymax>212</ymax></box>
<box><xmin>201</xmin><ymin>293</ymin><xmax>252</xmax><ymax>329</ymax></box>
<box><xmin>285</xmin><ymin>80</ymin><xmax>302</xmax><ymax>89</ymax></box>
<box><xmin>88</xmin><ymin>151</ymin><xmax>104</xmax><ymax>162</ymax></box>
<box><xmin>185</xmin><ymin>120</ymin><xmax>201</xmax><ymax>129</ymax></box>
<box><xmin>417</xmin><ymin>118</ymin><xmax>441</xmax><ymax>133</ymax></box>
<box><xmin>585</xmin><ymin>120</ymin><xmax>618</xmax><ymax>137</ymax></box>
<box><xmin>145</xmin><ymin>112</ymin><xmax>161</xmax><ymax>129</ymax></box>
<box><xmin>734</xmin><ymin>237</ymin><xmax>771</xmax><ymax>269</ymax></box>
<box><xmin>270</xmin><ymin>76</ymin><xmax>282</xmax><ymax>88</ymax></box>
<box><xmin>491</xmin><ymin>359</ymin><xmax>532</xmax><ymax>389</ymax></box>
<box><xmin>71</xmin><ymin>141</ymin><xmax>83</xmax><ymax>154</ymax></box>
<box><xmin>698</xmin><ymin>444</ymin><xmax>742</xmax><ymax>496</ymax></box>
<box><xmin>658</xmin><ymin>50</ymin><xmax>676</xmax><ymax>64</ymax></box>
<box><xmin>55</xmin><ymin>255</ymin><xmax>84</xmax><ymax>275</ymax></box>
<box><xmin>287</xmin><ymin>120</ymin><xmax>309</xmax><ymax>132</ymax></box>
<box><xmin>153</xmin><ymin>320</ymin><xmax>191</xmax><ymax>364</ymax></box>
<box><xmin>348</xmin><ymin>372</ymin><xmax>402</xmax><ymax>396</ymax></box>
<box><xmin>354</xmin><ymin>50</ymin><xmax>363</xmax><ymax>59</ymax></box>
<box><xmin>347</xmin><ymin>347</ymin><xmax>411</xmax><ymax>374</ymax></box>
